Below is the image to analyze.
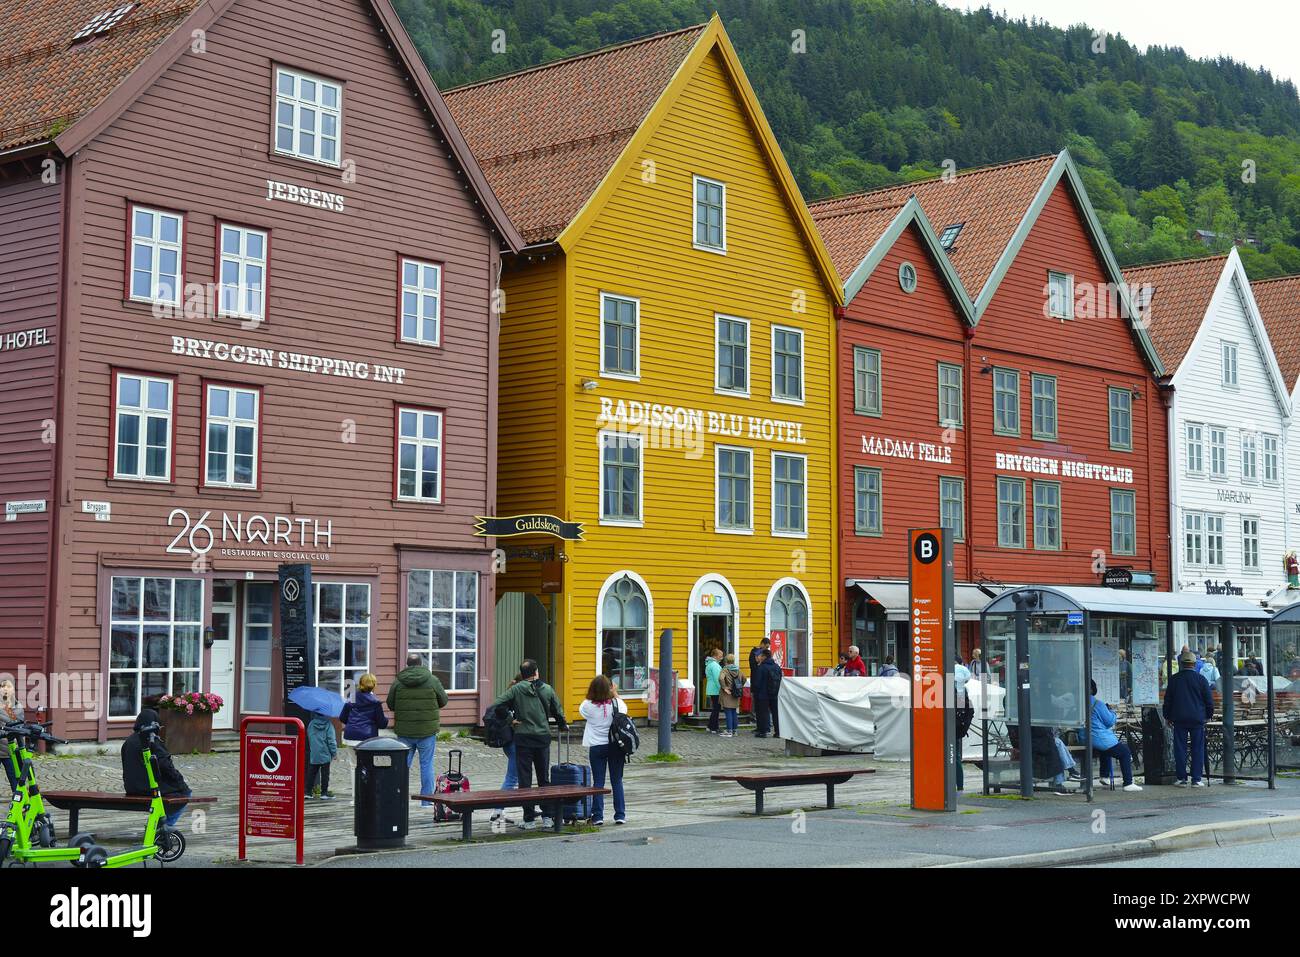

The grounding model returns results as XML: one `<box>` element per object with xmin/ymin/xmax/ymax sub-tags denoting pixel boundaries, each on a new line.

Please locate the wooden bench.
<box><xmin>711</xmin><ymin>768</ymin><xmax>874</xmax><ymax>815</ymax></box>
<box><xmin>412</xmin><ymin>785</ymin><xmax>608</xmax><ymax>841</ymax></box>
<box><xmin>41</xmin><ymin>791</ymin><xmax>217</xmax><ymax>836</ymax></box>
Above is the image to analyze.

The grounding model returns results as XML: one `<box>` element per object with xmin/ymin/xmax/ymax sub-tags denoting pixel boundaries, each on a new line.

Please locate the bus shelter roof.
<box><xmin>981</xmin><ymin>585</ymin><xmax>1272</xmax><ymax>622</ymax></box>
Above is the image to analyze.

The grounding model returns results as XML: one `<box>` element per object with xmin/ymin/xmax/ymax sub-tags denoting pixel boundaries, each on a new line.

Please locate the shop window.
<box><xmin>993</xmin><ymin>368</ymin><xmax>1020</xmax><ymax>435</ymax></box>
<box><xmin>108</xmin><ymin>576</ymin><xmax>203</xmax><ymax>719</ymax></box>
<box><xmin>396</xmin><ymin>407</ymin><xmax>442</xmax><ymax>502</ymax></box>
<box><xmin>854</xmin><ymin>466</ymin><xmax>881</xmax><ymax>535</ymax></box>
<box><xmin>600</xmin><ymin>574</ymin><xmax>650</xmax><ymax>694</ymax></box>
<box><xmin>600</xmin><ymin>431</ymin><xmax>642</xmax><ymax>524</ymax></box>
<box><xmin>1110</xmin><ymin>489</ymin><xmax>1136</xmax><ymax>556</ymax></box>
<box><xmin>1108</xmin><ymin>388</ymin><xmax>1132</xmax><ymax>451</ymax></box>
<box><xmin>693</xmin><ymin>175</ymin><xmax>726</xmax><ymax>252</ymax></box>
<box><xmin>601</xmin><ymin>293</ymin><xmax>639</xmax><ymax>379</ymax></box>
<box><xmin>128</xmin><ymin>205</ymin><xmax>183</xmax><ymax>306</ymax></box>
<box><xmin>715</xmin><ymin>315</ymin><xmax>748</xmax><ymax>394</ymax></box>
<box><xmin>274</xmin><ymin>67</ymin><xmax>342</xmax><ymax>166</ymax></box>
<box><xmin>400</xmin><ymin>258</ymin><xmax>441</xmax><ymax>346</ymax></box>
<box><xmin>768</xmin><ymin>581</ymin><xmax>810</xmax><ymax>675</ymax></box>
<box><xmin>205</xmin><ymin>384</ymin><xmax>259</xmax><ymax>488</ymax></box>
<box><xmin>940</xmin><ymin>476</ymin><xmax>965</xmax><ymax>542</ymax></box>
<box><xmin>772</xmin><ymin>452</ymin><xmax>806</xmax><ymax>536</ymax></box>
<box><xmin>997</xmin><ymin>477</ymin><xmax>1025</xmax><ymax>548</ymax></box>
<box><xmin>315</xmin><ymin>581</ymin><xmax>369</xmax><ymax>697</ymax></box>
<box><xmin>772</xmin><ymin>326</ymin><xmax>804</xmax><ymax>403</ymax></box>
<box><xmin>407</xmin><ymin>570</ymin><xmax>478</xmax><ymax>692</ymax></box>
<box><xmin>217</xmin><ymin>223</ymin><xmax>268</xmax><ymax>321</ymax></box>
<box><xmin>113</xmin><ymin>371</ymin><xmax>172</xmax><ymax>481</ymax></box>
<box><xmin>716</xmin><ymin>446</ymin><xmax>752</xmax><ymax>532</ymax></box>
<box><xmin>241</xmin><ymin>582</ymin><xmax>275</xmax><ymax>714</ymax></box>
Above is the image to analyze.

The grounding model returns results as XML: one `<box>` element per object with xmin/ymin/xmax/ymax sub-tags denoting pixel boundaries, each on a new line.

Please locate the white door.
<box><xmin>210</xmin><ymin>582</ymin><xmax>237</xmax><ymax>730</ymax></box>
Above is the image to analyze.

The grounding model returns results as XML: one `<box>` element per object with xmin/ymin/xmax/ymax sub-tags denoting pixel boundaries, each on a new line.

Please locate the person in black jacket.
<box><xmin>1162</xmin><ymin>650</ymin><xmax>1215</xmax><ymax>787</ymax></box>
<box><xmin>750</xmin><ymin>650</ymin><xmax>783</xmax><ymax>738</ymax></box>
<box><xmin>748</xmin><ymin>637</ymin><xmax>771</xmax><ymax>676</ymax></box>
<box><xmin>122</xmin><ymin>709</ymin><xmax>192</xmax><ymax>826</ymax></box>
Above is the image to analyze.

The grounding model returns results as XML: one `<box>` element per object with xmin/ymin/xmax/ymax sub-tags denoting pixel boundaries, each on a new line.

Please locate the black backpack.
<box><xmin>608</xmin><ymin>702</ymin><xmax>640</xmax><ymax>759</ymax></box>
<box><xmin>482</xmin><ymin>702</ymin><xmax>515</xmax><ymax>749</ymax></box>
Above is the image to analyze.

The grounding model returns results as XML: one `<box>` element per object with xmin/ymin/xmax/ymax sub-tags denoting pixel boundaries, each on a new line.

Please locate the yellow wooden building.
<box><xmin>445</xmin><ymin>16</ymin><xmax>842</xmax><ymax>715</ymax></box>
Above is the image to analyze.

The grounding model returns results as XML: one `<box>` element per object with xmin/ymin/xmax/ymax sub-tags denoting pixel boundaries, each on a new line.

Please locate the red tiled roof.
<box><xmin>0</xmin><ymin>0</ymin><xmax>200</xmax><ymax>153</ymax></box>
<box><xmin>443</xmin><ymin>24</ymin><xmax>707</xmax><ymax>245</ymax></box>
<box><xmin>809</xmin><ymin>154</ymin><xmax>1057</xmax><ymax>294</ymax></box>
<box><xmin>1122</xmin><ymin>255</ymin><xmax>1228</xmax><ymax>374</ymax></box>
<box><xmin>807</xmin><ymin>199</ymin><xmax>907</xmax><ymax>281</ymax></box>
<box><xmin>1252</xmin><ymin>274</ymin><xmax>1300</xmax><ymax>390</ymax></box>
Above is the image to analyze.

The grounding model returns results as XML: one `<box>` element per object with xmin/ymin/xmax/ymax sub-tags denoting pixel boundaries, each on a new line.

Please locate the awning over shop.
<box><xmin>981</xmin><ymin>584</ymin><xmax>1272</xmax><ymax>621</ymax></box>
<box><xmin>847</xmin><ymin>579</ymin><xmax>1009</xmax><ymax>621</ymax></box>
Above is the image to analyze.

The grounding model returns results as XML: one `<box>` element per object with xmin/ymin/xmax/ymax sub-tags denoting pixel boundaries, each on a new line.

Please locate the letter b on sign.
<box><xmin>914</xmin><ymin>532</ymin><xmax>939</xmax><ymax>565</ymax></box>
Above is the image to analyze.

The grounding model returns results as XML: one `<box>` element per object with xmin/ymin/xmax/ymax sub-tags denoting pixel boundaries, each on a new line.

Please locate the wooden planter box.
<box><xmin>159</xmin><ymin>708</ymin><xmax>214</xmax><ymax>754</ymax></box>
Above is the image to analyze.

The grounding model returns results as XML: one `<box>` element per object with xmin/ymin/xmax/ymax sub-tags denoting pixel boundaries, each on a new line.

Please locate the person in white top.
<box><xmin>579</xmin><ymin>675</ymin><xmax>629</xmax><ymax>825</ymax></box>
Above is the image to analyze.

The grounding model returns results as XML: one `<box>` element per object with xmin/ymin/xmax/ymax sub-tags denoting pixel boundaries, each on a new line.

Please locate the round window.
<box><xmin>898</xmin><ymin>261</ymin><xmax>918</xmax><ymax>293</ymax></box>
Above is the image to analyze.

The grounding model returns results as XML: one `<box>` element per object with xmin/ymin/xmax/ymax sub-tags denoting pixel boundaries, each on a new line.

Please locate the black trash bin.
<box><xmin>354</xmin><ymin>737</ymin><xmax>411</xmax><ymax>849</ymax></box>
<box><xmin>1141</xmin><ymin>706</ymin><xmax>1176</xmax><ymax>785</ymax></box>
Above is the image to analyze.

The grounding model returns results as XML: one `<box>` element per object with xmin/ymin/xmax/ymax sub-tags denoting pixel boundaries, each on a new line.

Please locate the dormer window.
<box><xmin>939</xmin><ymin>222</ymin><xmax>964</xmax><ymax>250</ymax></box>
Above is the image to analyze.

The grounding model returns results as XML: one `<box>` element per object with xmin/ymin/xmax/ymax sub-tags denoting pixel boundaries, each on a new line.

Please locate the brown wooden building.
<box><xmin>0</xmin><ymin>0</ymin><xmax>522</xmax><ymax>740</ymax></box>
<box><xmin>811</xmin><ymin>152</ymin><xmax>1172</xmax><ymax>670</ymax></box>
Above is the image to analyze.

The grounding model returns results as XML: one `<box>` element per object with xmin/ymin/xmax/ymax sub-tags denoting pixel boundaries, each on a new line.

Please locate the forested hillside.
<box><xmin>393</xmin><ymin>0</ymin><xmax>1300</xmax><ymax>276</ymax></box>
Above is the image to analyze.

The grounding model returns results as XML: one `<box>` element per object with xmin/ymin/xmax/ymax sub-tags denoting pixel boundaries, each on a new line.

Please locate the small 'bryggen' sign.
<box><xmin>474</xmin><ymin>515</ymin><xmax>585</xmax><ymax>541</ymax></box>
<box><xmin>1101</xmin><ymin>567</ymin><xmax>1133</xmax><ymax>588</ymax></box>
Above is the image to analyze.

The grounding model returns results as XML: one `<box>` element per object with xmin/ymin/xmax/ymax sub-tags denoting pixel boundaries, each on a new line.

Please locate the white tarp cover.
<box><xmin>778</xmin><ymin>676</ymin><xmax>882</xmax><ymax>753</ymax></box>
<box><xmin>869</xmin><ymin>678</ymin><xmax>913</xmax><ymax>760</ymax></box>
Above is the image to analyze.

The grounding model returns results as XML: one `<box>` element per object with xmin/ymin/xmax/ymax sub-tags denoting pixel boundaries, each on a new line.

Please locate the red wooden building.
<box><xmin>0</xmin><ymin>0</ymin><xmax>521</xmax><ymax>739</ymax></box>
<box><xmin>811</xmin><ymin>152</ymin><xmax>1172</xmax><ymax>669</ymax></box>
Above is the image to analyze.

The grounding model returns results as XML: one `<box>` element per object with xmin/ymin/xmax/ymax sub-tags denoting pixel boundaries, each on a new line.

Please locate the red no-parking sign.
<box><xmin>239</xmin><ymin>717</ymin><xmax>304</xmax><ymax>865</ymax></box>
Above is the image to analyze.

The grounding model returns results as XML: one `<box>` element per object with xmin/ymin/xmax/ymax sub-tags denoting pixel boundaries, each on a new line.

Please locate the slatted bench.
<box><xmin>412</xmin><ymin>785</ymin><xmax>609</xmax><ymax>841</ymax></box>
<box><xmin>41</xmin><ymin>791</ymin><xmax>217</xmax><ymax>836</ymax></box>
<box><xmin>711</xmin><ymin>768</ymin><xmax>875</xmax><ymax>815</ymax></box>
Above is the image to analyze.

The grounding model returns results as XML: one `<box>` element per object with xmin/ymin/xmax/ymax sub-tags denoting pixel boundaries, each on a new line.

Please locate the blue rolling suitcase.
<box><xmin>550</xmin><ymin>731</ymin><xmax>593</xmax><ymax>823</ymax></box>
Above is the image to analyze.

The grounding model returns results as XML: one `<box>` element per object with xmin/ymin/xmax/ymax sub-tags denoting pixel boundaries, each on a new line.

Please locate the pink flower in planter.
<box><xmin>186</xmin><ymin>704</ymin><xmax>194</xmax><ymax>715</ymax></box>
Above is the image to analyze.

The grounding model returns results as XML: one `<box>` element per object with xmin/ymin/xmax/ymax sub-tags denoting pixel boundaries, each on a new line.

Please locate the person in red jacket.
<box><xmin>843</xmin><ymin>646</ymin><xmax>869</xmax><ymax>677</ymax></box>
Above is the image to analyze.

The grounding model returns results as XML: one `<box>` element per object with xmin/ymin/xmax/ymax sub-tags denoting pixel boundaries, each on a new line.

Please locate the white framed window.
<box><xmin>129</xmin><ymin>205</ymin><xmax>183</xmax><ymax>305</ymax></box>
<box><xmin>715</xmin><ymin>315</ymin><xmax>749</xmax><ymax>395</ymax></box>
<box><xmin>993</xmin><ymin>368</ymin><xmax>1020</xmax><ymax>436</ymax></box>
<box><xmin>1033</xmin><ymin>481</ymin><xmax>1061</xmax><ymax>550</ymax></box>
<box><xmin>855</xmin><ymin>467</ymin><xmax>882</xmax><ymax>535</ymax></box>
<box><xmin>938</xmin><ymin>363</ymin><xmax>962</xmax><ymax>428</ymax></box>
<box><xmin>854</xmin><ymin>347</ymin><xmax>881</xmax><ymax>416</ymax></box>
<box><xmin>1209</xmin><ymin>427</ymin><xmax>1227</xmax><ymax>479</ymax></box>
<box><xmin>940</xmin><ymin>476</ymin><xmax>965</xmax><ymax>542</ymax></box>
<box><xmin>772</xmin><ymin>452</ymin><xmax>807</xmax><ymax>536</ymax></box>
<box><xmin>715</xmin><ymin>446</ymin><xmax>753</xmax><ymax>533</ymax></box>
<box><xmin>113</xmin><ymin>372</ymin><xmax>172</xmax><ymax>481</ymax></box>
<box><xmin>205</xmin><ymin>384</ymin><xmax>259</xmax><ymax>488</ymax></box>
<box><xmin>767</xmin><ymin>580</ymin><xmax>811</xmax><ymax>676</ymax></box>
<box><xmin>1242</xmin><ymin>517</ymin><xmax>1260</xmax><ymax>571</ymax></box>
<box><xmin>1184</xmin><ymin>511</ymin><xmax>1204</xmax><ymax>566</ymax></box>
<box><xmin>997</xmin><ymin>477</ymin><xmax>1025</xmax><ymax>548</ymax></box>
<box><xmin>217</xmin><ymin>224</ymin><xmax>267</xmax><ymax>320</ymax></box>
<box><xmin>1109</xmin><ymin>388</ymin><xmax>1132</xmax><ymax>450</ymax></box>
<box><xmin>1206</xmin><ymin>514</ymin><xmax>1225</xmax><ymax>566</ymax></box>
<box><xmin>314</xmin><ymin>581</ymin><xmax>369</xmax><ymax>697</ymax></box>
<box><xmin>406</xmin><ymin>570</ymin><xmax>478</xmax><ymax>692</ymax></box>
<box><xmin>1048</xmin><ymin>271</ymin><xmax>1074</xmax><ymax>319</ymax></box>
<box><xmin>772</xmin><ymin>326</ymin><xmax>804</xmax><ymax>403</ymax></box>
<box><xmin>939</xmin><ymin>222</ymin><xmax>964</xmax><ymax>250</ymax></box>
<box><xmin>599</xmin><ymin>431</ymin><xmax>643</xmax><ymax>525</ymax></box>
<box><xmin>274</xmin><ymin>67</ymin><xmax>342</xmax><ymax>166</ymax></box>
<box><xmin>599</xmin><ymin>573</ymin><xmax>651</xmax><ymax>695</ymax></box>
<box><xmin>1222</xmin><ymin>341</ymin><xmax>1239</xmax><ymax>388</ymax></box>
<box><xmin>600</xmin><ymin>293</ymin><xmax>639</xmax><ymax>379</ymax></box>
<box><xmin>1185</xmin><ymin>423</ymin><xmax>1204</xmax><ymax>474</ymax></box>
<box><xmin>107</xmin><ymin>576</ymin><xmax>203</xmax><ymax>719</ymax></box>
<box><xmin>396</xmin><ymin>407</ymin><xmax>443</xmax><ymax>503</ymax></box>
<box><xmin>693</xmin><ymin>175</ymin><xmax>726</xmax><ymax>252</ymax></box>
<box><xmin>1263</xmin><ymin>434</ymin><xmax>1280</xmax><ymax>484</ymax></box>
<box><xmin>1241</xmin><ymin>432</ymin><xmax>1258</xmax><ymax>482</ymax></box>
<box><xmin>1111</xmin><ymin>489</ymin><xmax>1136</xmax><ymax>556</ymax></box>
<box><xmin>400</xmin><ymin>258</ymin><xmax>442</xmax><ymax>346</ymax></box>
<box><xmin>1031</xmin><ymin>374</ymin><xmax>1057</xmax><ymax>440</ymax></box>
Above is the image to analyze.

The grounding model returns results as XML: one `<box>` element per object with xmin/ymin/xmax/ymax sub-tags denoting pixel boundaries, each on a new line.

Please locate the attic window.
<box><xmin>72</xmin><ymin>4</ymin><xmax>136</xmax><ymax>42</ymax></box>
<box><xmin>939</xmin><ymin>223</ymin><xmax>964</xmax><ymax>250</ymax></box>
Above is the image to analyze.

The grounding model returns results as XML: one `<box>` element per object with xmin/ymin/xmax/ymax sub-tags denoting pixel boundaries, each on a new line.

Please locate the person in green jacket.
<box><xmin>704</xmin><ymin>647</ymin><xmax>724</xmax><ymax>734</ymax></box>
<box><xmin>493</xmin><ymin>659</ymin><xmax>568</xmax><ymax>829</ymax></box>
<box><xmin>387</xmin><ymin>654</ymin><xmax>448</xmax><ymax>807</ymax></box>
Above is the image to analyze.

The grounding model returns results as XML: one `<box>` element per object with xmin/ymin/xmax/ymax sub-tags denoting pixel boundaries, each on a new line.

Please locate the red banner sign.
<box><xmin>239</xmin><ymin>717</ymin><xmax>304</xmax><ymax>864</ymax></box>
<box><xmin>769</xmin><ymin>630</ymin><xmax>787</xmax><ymax>668</ymax></box>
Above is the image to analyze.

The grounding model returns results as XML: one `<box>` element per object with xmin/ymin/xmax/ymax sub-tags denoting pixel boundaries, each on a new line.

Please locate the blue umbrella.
<box><xmin>289</xmin><ymin>685</ymin><xmax>344</xmax><ymax>718</ymax></box>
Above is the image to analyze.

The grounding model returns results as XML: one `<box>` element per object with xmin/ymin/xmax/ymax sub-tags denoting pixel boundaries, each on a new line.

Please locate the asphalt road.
<box><xmin>1080</xmin><ymin>834</ymin><xmax>1300</xmax><ymax>868</ymax></box>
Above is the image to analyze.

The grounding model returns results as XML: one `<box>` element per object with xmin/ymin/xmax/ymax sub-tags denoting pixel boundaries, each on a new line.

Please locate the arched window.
<box><xmin>601</xmin><ymin>574</ymin><xmax>650</xmax><ymax>693</ymax></box>
<box><xmin>769</xmin><ymin>582</ymin><xmax>810</xmax><ymax>675</ymax></box>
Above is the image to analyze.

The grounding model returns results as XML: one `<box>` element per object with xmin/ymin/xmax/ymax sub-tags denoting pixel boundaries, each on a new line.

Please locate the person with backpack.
<box><xmin>387</xmin><ymin>653</ymin><xmax>449</xmax><ymax>808</ymax></box>
<box><xmin>579</xmin><ymin>675</ymin><xmax>629</xmax><ymax>825</ymax></box>
<box><xmin>704</xmin><ymin>647</ymin><xmax>724</xmax><ymax>734</ymax></box>
<box><xmin>719</xmin><ymin>654</ymin><xmax>744</xmax><ymax>737</ymax></box>
<box><xmin>492</xmin><ymin>659</ymin><xmax>568</xmax><ymax>830</ymax></box>
<box><xmin>305</xmin><ymin>710</ymin><xmax>339</xmax><ymax>800</ymax></box>
<box><xmin>487</xmin><ymin>674</ymin><xmax>522</xmax><ymax>824</ymax></box>
<box><xmin>339</xmin><ymin>673</ymin><xmax>388</xmax><ymax>744</ymax></box>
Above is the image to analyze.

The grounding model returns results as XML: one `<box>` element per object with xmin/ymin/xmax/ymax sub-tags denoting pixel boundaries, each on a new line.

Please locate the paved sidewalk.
<box><xmin>27</xmin><ymin>730</ymin><xmax>1300</xmax><ymax>867</ymax></box>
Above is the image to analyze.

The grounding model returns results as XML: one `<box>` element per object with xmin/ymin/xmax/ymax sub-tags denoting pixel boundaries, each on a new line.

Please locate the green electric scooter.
<box><xmin>0</xmin><ymin>721</ymin><xmax>103</xmax><ymax>867</ymax></box>
<box><xmin>84</xmin><ymin>720</ymin><xmax>186</xmax><ymax>868</ymax></box>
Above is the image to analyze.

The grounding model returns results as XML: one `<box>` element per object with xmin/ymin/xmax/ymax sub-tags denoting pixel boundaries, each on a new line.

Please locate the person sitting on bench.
<box><xmin>122</xmin><ymin>708</ymin><xmax>192</xmax><ymax>826</ymax></box>
<box><xmin>1087</xmin><ymin>681</ymin><xmax>1141</xmax><ymax>792</ymax></box>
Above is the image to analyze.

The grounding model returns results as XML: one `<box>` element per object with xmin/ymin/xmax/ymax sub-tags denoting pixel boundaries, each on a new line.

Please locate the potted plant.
<box><xmin>152</xmin><ymin>692</ymin><xmax>224</xmax><ymax>753</ymax></box>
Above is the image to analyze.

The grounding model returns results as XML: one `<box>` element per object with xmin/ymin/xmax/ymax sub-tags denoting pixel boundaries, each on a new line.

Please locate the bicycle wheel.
<box><xmin>155</xmin><ymin>828</ymin><xmax>185</xmax><ymax>864</ymax></box>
